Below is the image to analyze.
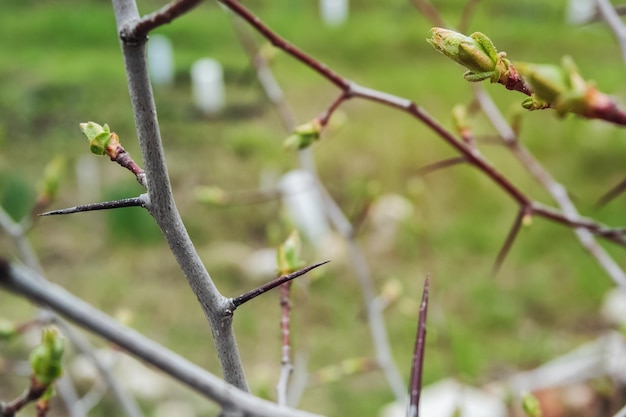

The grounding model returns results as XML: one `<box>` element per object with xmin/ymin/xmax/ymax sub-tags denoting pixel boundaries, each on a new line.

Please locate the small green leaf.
<box><xmin>37</xmin><ymin>156</ymin><xmax>65</xmax><ymax>204</ymax></box>
<box><xmin>79</xmin><ymin>121</ymin><xmax>112</xmax><ymax>156</ymax></box>
<box><xmin>284</xmin><ymin>119</ymin><xmax>322</xmax><ymax>150</ymax></box>
<box><xmin>277</xmin><ymin>231</ymin><xmax>304</xmax><ymax>274</ymax></box>
<box><xmin>428</xmin><ymin>28</ymin><xmax>497</xmax><ymax>79</ymax></box>
<box><xmin>521</xmin><ymin>391</ymin><xmax>542</xmax><ymax>417</ymax></box>
<box><xmin>29</xmin><ymin>328</ymin><xmax>64</xmax><ymax>386</ymax></box>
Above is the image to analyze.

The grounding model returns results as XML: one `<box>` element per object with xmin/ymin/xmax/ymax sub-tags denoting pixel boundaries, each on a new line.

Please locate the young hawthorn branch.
<box><xmin>474</xmin><ymin>85</ymin><xmax>626</xmax><ymax>285</ymax></box>
<box><xmin>111</xmin><ymin>0</ymin><xmax>247</xmax><ymax>390</ymax></box>
<box><xmin>596</xmin><ymin>177</ymin><xmax>626</xmax><ymax>208</ymax></box>
<box><xmin>0</xmin><ymin>261</ymin><xmax>324</xmax><ymax>417</ymax></box>
<box><xmin>230</xmin><ymin>18</ymin><xmax>408</xmax><ymax>403</ymax></box>
<box><xmin>219</xmin><ymin>0</ymin><xmax>626</xmax><ymax>266</ymax></box>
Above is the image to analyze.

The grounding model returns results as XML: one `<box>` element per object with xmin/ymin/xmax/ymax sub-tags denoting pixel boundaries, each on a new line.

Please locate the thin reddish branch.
<box><xmin>218</xmin><ymin>0</ymin><xmax>348</xmax><ymax>90</ymax></box>
<box><xmin>319</xmin><ymin>93</ymin><xmax>349</xmax><ymax>127</ymax></box>
<box><xmin>231</xmin><ymin>261</ymin><xmax>329</xmax><ymax>309</ymax></box>
<box><xmin>107</xmin><ymin>143</ymin><xmax>147</xmax><ymax>188</ymax></box>
<box><xmin>597</xmin><ymin>177</ymin><xmax>626</xmax><ymax>208</ymax></box>
<box><xmin>416</xmin><ymin>156</ymin><xmax>467</xmax><ymax>176</ymax></box>
<box><xmin>220</xmin><ymin>0</ymin><xmax>626</xmax><ymax>255</ymax></box>
<box><xmin>1</xmin><ymin>376</ymin><xmax>49</xmax><ymax>417</ymax></box>
<box><xmin>122</xmin><ymin>0</ymin><xmax>203</xmax><ymax>42</ymax></box>
<box><xmin>407</xmin><ymin>276</ymin><xmax>430</xmax><ymax>417</ymax></box>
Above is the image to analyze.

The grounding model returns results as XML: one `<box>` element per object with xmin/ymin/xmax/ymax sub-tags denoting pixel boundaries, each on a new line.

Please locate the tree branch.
<box><xmin>0</xmin><ymin>261</ymin><xmax>324</xmax><ymax>417</ymax></box>
<box><xmin>220</xmin><ymin>0</ymin><xmax>626</xmax><ymax>259</ymax></box>
<box><xmin>111</xmin><ymin>0</ymin><xmax>247</xmax><ymax>390</ymax></box>
<box><xmin>121</xmin><ymin>0</ymin><xmax>203</xmax><ymax>42</ymax></box>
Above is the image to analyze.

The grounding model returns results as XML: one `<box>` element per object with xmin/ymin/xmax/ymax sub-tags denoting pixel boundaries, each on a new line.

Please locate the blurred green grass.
<box><xmin>1</xmin><ymin>0</ymin><xmax>625</xmax><ymax>415</ymax></box>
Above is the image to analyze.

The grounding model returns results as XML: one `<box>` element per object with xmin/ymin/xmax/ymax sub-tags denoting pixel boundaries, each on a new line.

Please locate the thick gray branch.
<box><xmin>111</xmin><ymin>0</ymin><xmax>247</xmax><ymax>389</ymax></box>
<box><xmin>0</xmin><ymin>263</ymin><xmax>323</xmax><ymax>417</ymax></box>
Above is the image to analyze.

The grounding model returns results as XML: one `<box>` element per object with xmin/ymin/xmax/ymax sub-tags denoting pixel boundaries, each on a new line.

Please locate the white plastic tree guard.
<box><xmin>147</xmin><ymin>35</ymin><xmax>175</xmax><ymax>86</ymax></box>
<box><xmin>191</xmin><ymin>58</ymin><xmax>225</xmax><ymax>116</ymax></box>
<box><xmin>320</xmin><ymin>0</ymin><xmax>349</xmax><ymax>26</ymax></box>
<box><xmin>279</xmin><ymin>170</ymin><xmax>331</xmax><ymax>247</ymax></box>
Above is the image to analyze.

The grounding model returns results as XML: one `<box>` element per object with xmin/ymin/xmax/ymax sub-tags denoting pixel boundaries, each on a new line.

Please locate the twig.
<box><xmin>231</xmin><ymin>16</ymin><xmax>408</xmax><ymax>402</ymax></box>
<box><xmin>596</xmin><ymin>177</ymin><xmax>626</xmax><ymax>208</ymax></box>
<box><xmin>474</xmin><ymin>85</ymin><xmax>626</xmax><ymax>285</ymax></box>
<box><xmin>121</xmin><ymin>0</ymin><xmax>203</xmax><ymax>42</ymax></box>
<box><xmin>1</xmin><ymin>376</ymin><xmax>49</xmax><ymax>417</ymax></box>
<box><xmin>112</xmin><ymin>0</ymin><xmax>248</xmax><ymax>390</ymax></box>
<box><xmin>231</xmin><ymin>261</ymin><xmax>329</xmax><ymax>309</ymax></box>
<box><xmin>220</xmin><ymin>0</ymin><xmax>626</xmax><ymax>252</ymax></box>
<box><xmin>406</xmin><ymin>276</ymin><xmax>430</xmax><ymax>417</ymax></box>
<box><xmin>0</xmin><ymin>261</ymin><xmax>324</xmax><ymax>417</ymax></box>
<box><xmin>493</xmin><ymin>208</ymin><xmax>527</xmax><ymax>276</ymax></box>
<box><xmin>415</xmin><ymin>157</ymin><xmax>466</xmax><ymax>177</ymax></box>
<box><xmin>38</xmin><ymin>195</ymin><xmax>148</xmax><ymax>216</ymax></box>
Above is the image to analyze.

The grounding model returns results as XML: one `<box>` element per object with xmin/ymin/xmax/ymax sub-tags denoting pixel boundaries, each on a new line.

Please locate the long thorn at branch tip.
<box><xmin>231</xmin><ymin>260</ymin><xmax>330</xmax><ymax>309</ymax></box>
<box><xmin>38</xmin><ymin>196</ymin><xmax>146</xmax><ymax>216</ymax></box>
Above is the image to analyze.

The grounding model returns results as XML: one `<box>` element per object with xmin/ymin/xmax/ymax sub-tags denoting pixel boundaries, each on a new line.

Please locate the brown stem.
<box><xmin>109</xmin><ymin>145</ymin><xmax>147</xmax><ymax>188</ymax></box>
<box><xmin>318</xmin><ymin>93</ymin><xmax>349</xmax><ymax>127</ymax></box>
<box><xmin>2</xmin><ymin>376</ymin><xmax>49</xmax><ymax>417</ymax></box>
<box><xmin>218</xmin><ymin>0</ymin><xmax>349</xmax><ymax>90</ymax></box>
<box><xmin>407</xmin><ymin>276</ymin><xmax>430</xmax><ymax>417</ymax></box>
<box><xmin>220</xmin><ymin>0</ymin><xmax>626</xmax><ymax>284</ymax></box>
<box><xmin>596</xmin><ymin>177</ymin><xmax>626</xmax><ymax>208</ymax></box>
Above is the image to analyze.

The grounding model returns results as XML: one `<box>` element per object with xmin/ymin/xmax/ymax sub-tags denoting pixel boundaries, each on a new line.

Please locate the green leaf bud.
<box><xmin>79</xmin><ymin>122</ymin><xmax>112</xmax><ymax>156</ymax></box>
<box><xmin>521</xmin><ymin>391</ymin><xmax>542</xmax><ymax>417</ymax></box>
<box><xmin>29</xmin><ymin>328</ymin><xmax>64</xmax><ymax>386</ymax></box>
<box><xmin>277</xmin><ymin>231</ymin><xmax>304</xmax><ymax>274</ymax></box>
<box><xmin>194</xmin><ymin>185</ymin><xmax>229</xmax><ymax>205</ymax></box>
<box><xmin>284</xmin><ymin>119</ymin><xmax>322</xmax><ymax>150</ymax></box>
<box><xmin>37</xmin><ymin>156</ymin><xmax>65</xmax><ymax>204</ymax></box>
<box><xmin>428</xmin><ymin>28</ymin><xmax>499</xmax><ymax>81</ymax></box>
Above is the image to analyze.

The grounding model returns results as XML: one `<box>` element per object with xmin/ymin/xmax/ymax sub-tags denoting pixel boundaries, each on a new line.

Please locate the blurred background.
<box><xmin>1</xmin><ymin>0</ymin><xmax>626</xmax><ymax>416</ymax></box>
